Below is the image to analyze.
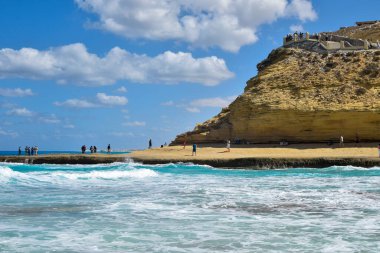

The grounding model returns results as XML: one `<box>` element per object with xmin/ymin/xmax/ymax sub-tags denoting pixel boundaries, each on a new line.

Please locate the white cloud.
<box><xmin>286</xmin><ymin>0</ymin><xmax>317</xmax><ymax>21</ymax></box>
<box><xmin>123</xmin><ymin>121</ymin><xmax>146</xmax><ymax>127</ymax></box>
<box><xmin>109</xmin><ymin>131</ymin><xmax>135</xmax><ymax>137</ymax></box>
<box><xmin>0</xmin><ymin>127</ymin><xmax>18</xmax><ymax>138</ymax></box>
<box><xmin>0</xmin><ymin>88</ymin><xmax>34</xmax><ymax>97</ymax></box>
<box><xmin>117</xmin><ymin>86</ymin><xmax>127</xmax><ymax>93</ymax></box>
<box><xmin>38</xmin><ymin>114</ymin><xmax>61</xmax><ymax>124</ymax></box>
<box><xmin>170</xmin><ymin>95</ymin><xmax>237</xmax><ymax>113</ymax></box>
<box><xmin>161</xmin><ymin>101</ymin><xmax>174</xmax><ymax>106</ymax></box>
<box><xmin>63</xmin><ymin>124</ymin><xmax>75</xmax><ymax>129</ymax></box>
<box><xmin>96</xmin><ymin>93</ymin><xmax>128</xmax><ymax>106</ymax></box>
<box><xmin>6</xmin><ymin>107</ymin><xmax>34</xmax><ymax>117</ymax></box>
<box><xmin>55</xmin><ymin>93</ymin><xmax>128</xmax><ymax>108</ymax></box>
<box><xmin>190</xmin><ymin>96</ymin><xmax>237</xmax><ymax>108</ymax></box>
<box><xmin>290</xmin><ymin>24</ymin><xmax>304</xmax><ymax>33</ymax></box>
<box><xmin>0</xmin><ymin>43</ymin><xmax>233</xmax><ymax>86</ymax></box>
<box><xmin>76</xmin><ymin>0</ymin><xmax>317</xmax><ymax>52</ymax></box>
<box><xmin>54</xmin><ymin>99</ymin><xmax>98</xmax><ymax>108</ymax></box>
<box><xmin>186</xmin><ymin>107</ymin><xmax>200</xmax><ymax>113</ymax></box>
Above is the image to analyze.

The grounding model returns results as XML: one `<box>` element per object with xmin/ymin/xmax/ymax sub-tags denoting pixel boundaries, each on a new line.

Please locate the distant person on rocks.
<box><xmin>107</xmin><ymin>144</ymin><xmax>111</xmax><ymax>153</ymax></box>
<box><xmin>149</xmin><ymin>139</ymin><xmax>152</xmax><ymax>149</ymax></box>
<box><xmin>18</xmin><ymin>146</ymin><xmax>21</xmax><ymax>156</ymax></box>
<box><xmin>31</xmin><ymin>146</ymin><xmax>34</xmax><ymax>156</ymax></box>
<box><xmin>226</xmin><ymin>140</ymin><xmax>231</xmax><ymax>152</ymax></box>
<box><xmin>90</xmin><ymin>146</ymin><xmax>94</xmax><ymax>154</ymax></box>
<box><xmin>192</xmin><ymin>143</ymin><xmax>197</xmax><ymax>156</ymax></box>
<box><xmin>340</xmin><ymin>136</ymin><xmax>344</xmax><ymax>147</ymax></box>
<box><xmin>94</xmin><ymin>146</ymin><xmax>97</xmax><ymax>153</ymax></box>
<box><xmin>81</xmin><ymin>145</ymin><xmax>86</xmax><ymax>154</ymax></box>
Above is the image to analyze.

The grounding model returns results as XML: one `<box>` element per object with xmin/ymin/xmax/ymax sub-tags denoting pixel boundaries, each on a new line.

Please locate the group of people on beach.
<box><xmin>80</xmin><ymin>144</ymin><xmax>112</xmax><ymax>154</ymax></box>
<box><xmin>19</xmin><ymin>146</ymin><xmax>38</xmax><ymax>156</ymax></box>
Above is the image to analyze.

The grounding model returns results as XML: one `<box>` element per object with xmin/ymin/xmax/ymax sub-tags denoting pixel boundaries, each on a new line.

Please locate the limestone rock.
<box><xmin>172</xmin><ymin>25</ymin><xmax>380</xmax><ymax>145</ymax></box>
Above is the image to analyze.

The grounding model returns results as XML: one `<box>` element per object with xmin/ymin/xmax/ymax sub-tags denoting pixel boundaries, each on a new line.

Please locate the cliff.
<box><xmin>172</xmin><ymin>24</ymin><xmax>380</xmax><ymax>145</ymax></box>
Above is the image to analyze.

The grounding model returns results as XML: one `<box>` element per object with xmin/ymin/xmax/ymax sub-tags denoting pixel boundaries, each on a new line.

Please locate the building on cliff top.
<box><xmin>356</xmin><ymin>20</ymin><xmax>380</xmax><ymax>26</ymax></box>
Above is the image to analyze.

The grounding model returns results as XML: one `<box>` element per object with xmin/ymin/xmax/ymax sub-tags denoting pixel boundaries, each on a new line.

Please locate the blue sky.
<box><xmin>0</xmin><ymin>0</ymin><xmax>379</xmax><ymax>151</ymax></box>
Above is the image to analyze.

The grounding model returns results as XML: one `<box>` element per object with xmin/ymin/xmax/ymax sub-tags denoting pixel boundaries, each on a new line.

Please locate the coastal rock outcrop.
<box><xmin>172</xmin><ymin>23</ymin><xmax>380</xmax><ymax>144</ymax></box>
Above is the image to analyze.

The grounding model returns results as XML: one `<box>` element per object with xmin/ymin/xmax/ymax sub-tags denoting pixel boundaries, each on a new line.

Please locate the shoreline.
<box><xmin>0</xmin><ymin>144</ymin><xmax>379</xmax><ymax>168</ymax></box>
<box><xmin>0</xmin><ymin>154</ymin><xmax>129</xmax><ymax>165</ymax></box>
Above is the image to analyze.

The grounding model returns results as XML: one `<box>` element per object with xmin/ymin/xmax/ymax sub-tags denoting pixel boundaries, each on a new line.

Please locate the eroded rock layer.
<box><xmin>172</xmin><ymin>40</ymin><xmax>380</xmax><ymax>144</ymax></box>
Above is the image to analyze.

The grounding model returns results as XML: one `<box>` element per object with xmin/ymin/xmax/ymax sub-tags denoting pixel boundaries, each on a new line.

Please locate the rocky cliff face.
<box><xmin>172</xmin><ymin>26</ymin><xmax>380</xmax><ymax>145</ymax></box>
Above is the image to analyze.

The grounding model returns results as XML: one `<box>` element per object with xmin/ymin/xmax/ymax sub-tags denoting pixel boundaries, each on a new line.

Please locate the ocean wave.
<box><xmin>0</xmin><ymin>165</ymin><xmax>158</xmax><ymax>185</ymax></box>
<box><xmin>52</xmin><ymin>168</ymin><xmax>158</xmax><ymax>180</ymax></box>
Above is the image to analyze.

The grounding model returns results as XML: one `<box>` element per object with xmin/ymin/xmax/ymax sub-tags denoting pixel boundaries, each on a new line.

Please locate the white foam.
<box><xmin>53</xmin><ymin>168</ymin><xmax>158</xmax><ymax>180</ymax></box>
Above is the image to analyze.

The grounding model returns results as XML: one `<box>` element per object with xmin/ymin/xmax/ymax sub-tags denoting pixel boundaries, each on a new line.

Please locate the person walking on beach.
<box><xmin>149</xmin><ymin>139</ymin><xmax>152</xmax><ymax>149</ymax></box>
<box><xmin>107</xmin><ymin>144</ymin><xmax>111</xmax><ymax>153</ymax></box>
<box><xmin>192</xmin><ymin>143</ymin><xmax>197</xmax><ymax>156</ymax></box>
<box><xmin>226</xmin><ymin>140</ymin><xmax>231</xmax><ymax>152</ymax></box>
<box><xmin>18</xmin><ymin>146</ymin><xmax>21</xmax><ymax>156</ymax></box>
<box><xmin>183</xmin><ymin>139</ymin><xmax>187</xmax><ymax>149</ymax></box>
<box><xmin>339</xmin><ymin>136</ymin><xmax>344</xmax><ymax>147</ymax></box>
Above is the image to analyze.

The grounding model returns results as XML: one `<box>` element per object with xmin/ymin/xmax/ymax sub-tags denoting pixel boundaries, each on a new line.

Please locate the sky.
<box><xmin>0</xmin><ymin>0</ymin><xmax>379</xmax><ymax>151</ymax></box>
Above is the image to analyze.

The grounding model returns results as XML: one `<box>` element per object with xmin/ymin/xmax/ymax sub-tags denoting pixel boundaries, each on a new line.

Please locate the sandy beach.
<box><xmin>1</xmin><ymin>144</ymin><xmax>379</xmax><ymax>168</ymax></box>
<box><xmin>128</xmin><ymin>143</ymin><xmax>380</xmax><ymax>168</ymax></box>
<box><xmin>130</xmin><ymin>143</ymin><xmax>379</xmax><ymax>160</ymax></box>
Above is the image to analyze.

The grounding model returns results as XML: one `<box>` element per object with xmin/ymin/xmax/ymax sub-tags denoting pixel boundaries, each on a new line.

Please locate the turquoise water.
<box><xmin>0</xmin><ymin>162</ymin><xmax>379</xmax><ymax>252</ymax></box>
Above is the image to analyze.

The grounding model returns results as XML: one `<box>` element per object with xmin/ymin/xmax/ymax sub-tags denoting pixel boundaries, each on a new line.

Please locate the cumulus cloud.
<box><xmin>0</xmin><ymin>127</ymin><xmax>18</xmax><ymax>138</ymax></box>
<box><xmin>0</xmin><ymin>43</ymin><xmax>233</xmax><ymax>86</ymax></box>
<box><xmin>116</xmin><ymin>86</ymin><xmax>127</xmax><ymax>93</ymax></box>
<box><xmin>38</xmin><ymin>114</ymin><xmax>61</xmax><ymax>124</ymax></box>
<box><xmin>54</xmin><ymin>99</ymin><xmax>98</xmax><ymax>108</ymax></box>
<box><xmin>190</xmin><ymin>96</ymin><xmax>237</xmax><ymax>108</ymax></box>
<box><xmin>6</xmin><ymin>107</ymin><xmax>34</xmax><ymax>117</ymax></box>
<box><xmin>76</xmin><ymin>0</ymin><xmax>317</xmax><ymax>52</ymax></box>
<box><xmin>123</xmin><ymin>121</ymin><xmax>146</xmax><ymax>127</ymax></box>
<box><xmin>0</xmin><ymin>88</ymin><xmax>34</xmax><ymax>97</ymax></box>
<box><xmin>96</xmin><ymin>93</ymin><xmax>128</xmax><ymax>106</ymax></box>
<box><xmin>63</xmin><ymin>124</ymin><xmax>75</xmax><ymax>129</ymax></box>
<box><xmin>161</xmin><ymin>101</ymin><xmax>174</xmax><ymax>106</ymax></box>
<box><xmin>186</xmin><ymin>107</ymin><xmax>201</xmax><ymax>113</ymax></box>
<box><xmin>166</xmin><ymin>96</ymin><xmax>237</xmax><ymax>113</ymax></box>
<box><xmin>55</xmin><ymin>93</ymin><xmax>128</xmax><ymax>108</ymax></box>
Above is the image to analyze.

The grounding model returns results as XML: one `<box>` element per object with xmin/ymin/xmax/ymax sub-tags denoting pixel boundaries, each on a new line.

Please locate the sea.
<box><xmin>0</xmin><ymin>161</ymin><xmax>379</xmax><ymax>252</ymax></box>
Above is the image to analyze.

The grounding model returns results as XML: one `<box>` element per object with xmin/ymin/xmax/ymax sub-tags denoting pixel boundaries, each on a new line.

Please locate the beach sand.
<box><xmin>128</xmin><ymin>143</ymin><xmax>380</xmax><ymax>168</ymax></box>
<box><xmin>129</xmin><ymin>143</ymin><xmax>379</xmax><ymax>160</ymax></box>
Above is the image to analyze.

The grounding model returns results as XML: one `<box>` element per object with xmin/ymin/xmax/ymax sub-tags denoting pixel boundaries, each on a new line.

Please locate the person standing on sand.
<box><xmin>107</xmin><ymin>144</ymin><xmax>111</xmax><ymax>153</ymax></box>
<box><xmin>18</xmin><ymin>147</ymin><xmax>21</xmax><ymax>156</ymax></box>
<box><xmin>192</xmin><ymin>143</ymin><xmax>197</xmax><ymax>156</ymax></box>
<box><xmin>149</xmin><ymin>139</ymin><xmax>152</xmax><ymax>149</ymax></box>
<box><xmin>183</xmin><ymin>139</ymin><xmax>187</xmax><ymax>149</ymax></box>
<box><xmin>226</xmin><ymin>140</ymin><xmax>231</xmax><ymax>152</ymax></box>
<box><xmin>94</xmin><ymin>146</ymin><xmax>97</xmax><ymax>153</ymax></box>
<box><xmin>35</xmin><ymin>146</ymin><xmax>38</xmax><ymax>156</ymax></box>
<box><xmin>340</xmin><ymin>136</ymin><xmax>344</xmax><ymax>147</ymax></box>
